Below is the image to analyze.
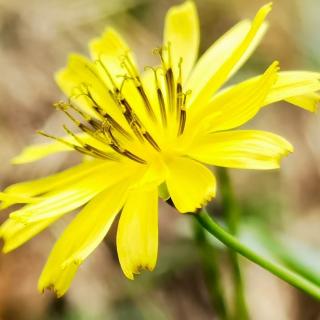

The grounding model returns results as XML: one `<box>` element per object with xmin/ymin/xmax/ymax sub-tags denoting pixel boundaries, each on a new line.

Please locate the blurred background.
<box><xmin>0</xmin><ymin>0</ymin><xmax>320</xmax><ymax>319</ymax></box>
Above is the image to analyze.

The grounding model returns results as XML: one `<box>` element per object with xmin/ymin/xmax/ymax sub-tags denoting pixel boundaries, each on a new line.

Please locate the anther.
<box><xmin>37</xmin><ymin>130</ymin><xmax>76</xmax><ymax>150</ymax></box>
<box><xmin>177</xmin><ymin>90</ymin><xmax>191</xmax><ymax>136</ymax></box>
<box><xmin>145</xmin><ymin>66</ymin><xmax>167</xmax><ymax>126</ymax></box>
<box><xmin>143</xmin><ymin>131</ymin><xmax>161</xmax><ymax>151</ymax></box>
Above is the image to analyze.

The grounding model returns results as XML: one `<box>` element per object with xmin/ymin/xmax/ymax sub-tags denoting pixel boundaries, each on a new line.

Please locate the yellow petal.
<box><xmin>38</xmin><ymin>179</ymin><xmax>132</xmax><ymax>297</ymax></box>
<box><xmin>285</xmin><ymin>93</ymin><xmax>320</xmax><ymax>112</ymax></box>
<box><xmin>0</xmin><ymin>165</ymin><xmax>111</xmax><ymax>249</ymax></box>
<box><xmin>263</xmin><ymin>71</ymin><xmax>320</xmax><ymax>110</ymax></box>
<box><xmin>165</xmin><ymin>157</ymin><xmax>216</xmax><ymax>213</ymax></box>
<box><xmin>189</xmin><ymin>61</ymin><xmax>279</xmax><ymax>134</ymax></box>
<box><xmin>12</xmin><ymin>133</ymin><xmax>114</xmax><ymax>164</ymax></box>
<box><xmin>0</xmin><ymin>193</ymin><xmax>40</xmax><ymax>208</ymax></box>
<box><xmin>187</xmin><ymin>3</ymin><xmax>271</xmax><ymax>108</ymax></box>
<box><xmin>12</xmin><ymin>140</ymin><xmax>72</xmax><ymax>164</ymax></box>
<box><xmin>56</xmin><ymin>54</ymin><xmax>125</xmax><ymax>126</ymax></box>
<box><xmin>12</xmin><ymin>133</ymin><xmax>84</xmax><ymax>164</ymax></box>
<box><xmin>2</xmin><ymin>160</ymin><xmax>107</xmax><ymax>205</ymax></box>
<box><xmin>10</xmin><ymin>161</ymin><xmax>138</xmax><ymax>223</ymax></box>
<box><xmin>188</xmin><ymin>130</ymin><xmax>293</xmax><ymax>170</ymax></box>
<box><xmin>89</xmin><ymin>28</ymin><xmax>159</xmax><ymax>133</ymax></box>
<box><xmin>89</xmin><ymin>27</ymin><xmax>137</xmax><ymax>87</ymax></box>
<box><xmin>0</xmin><ymin>216</ymin><xmax>59</xmax><ymax>253</ymax></box>
<box><xmin>163</xmin><ymin>1</ymin><xmax>199</xmax><ymax>82</ymax></box>
<box><xmin>117</xmin><ymin>186</ymin><xmax>158</xmax><ymax>279</ymax></box>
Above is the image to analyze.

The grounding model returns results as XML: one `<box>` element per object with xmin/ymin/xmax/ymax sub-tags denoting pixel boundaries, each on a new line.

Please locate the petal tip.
<box><xmin>38</xmin><ymin>283</ymin><xmax>65</xmax><ymax>298</ymax></box>
<box><xmin>2</xmin><ymin>244</ymin><xmax>13</xmax><ymax>254</ymax></box>
<box><xmin>263</xmin><ymin>2</ymin><xmax>273</xmax><ymax>12</ymax></box>
<box><xmin>256</xmin><ymin>2</ymin><xmax>273</xmax><ymax>20</ymax></box>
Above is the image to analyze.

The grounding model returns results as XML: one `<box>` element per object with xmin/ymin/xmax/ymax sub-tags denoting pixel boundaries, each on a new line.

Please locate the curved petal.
<box><xmin>285</xmin><ymin>93</ymin><xmax>320</xmax><ymax>112</ymax></box>
<box><xmin>89</xmin><ymin>28</ymin><xmax>158</xmax><ymax>132</ymax></box>
<box><xmin>188</xmin><ymin>130</ymin><xmax>293</xmax><ymax>170</ymax></box>
<box><xmin>12</xmin><ymin>133</ymin><xmax>115</xmax><ymax>164</ymax></box>
<box><xmin>188</xmin><ymin>71</ymin><xmax>320</xmax><ymax>133</ymax></box>
<box><xmin>117</xmin><ymin>186</ymin><xmax>158</xmax><ymax>279</ymax></box>
<box><xmin>9</xmin><ymin>161</ymin><xmax>138</xmax><ymax>223</ymax></box>
<box><xmin>56</xmin><ymin>54</ymin><xmax>126</xmax><ymax>126</ymax></box>
<box><xmin>187</xmin><ymin>3</ymin><xmax>271</xmax><ymax>109</ymax></box>
<box><xmin>12</xmin><ymin>133</ymin><xmax>83</xmax><ymax>164</ymax></box>
<box><xmin>12</xmin><ymin>140</ymin><xmax>72</xmax><ymax>164</ymax></box>
<box><xmin>263</xmin><ymin>71</ymin><xmax>320</xmax><ymax>110</ymax></box>
<box><xmin>2</xmin><ymin>160</ymin><xmax>107</xmax><ymax>206</ymax></box>
<box><xmin>188</xmin><ymin>61</ymin><xmax>279</xmax><ymax>133</ymax></box>
<box><xmin>38</xmin><ymin>179</ymin><xmax>132</xmax><ymax>297</ymax></box>
<box><xmin>89</xmin><ymin>27</ymin><xmax>137</xmax><ymax>86</ymax></box>
<box><xmin>163</xmin><ymin>1</ymin><xmax>200</xmax><ymax>82</ymax></box>
<box><xmin>0</xmin><ymin>193</ymin><xmax>40</xmax><ymax>208</ymax></box>
<box><xmin>0</xmin><ymin>216</ymin><xmax>59</xmax><ymax>253</ymax></box>
<box><xmin>166</xmin><ymin>157</ymin><xmax>216</xmax><ymax>213</ymax></box>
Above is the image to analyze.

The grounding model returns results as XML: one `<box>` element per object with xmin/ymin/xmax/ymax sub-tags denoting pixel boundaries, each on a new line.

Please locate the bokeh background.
<box><xmin>0</xmin><ymin>0</ymin><xmax>320</xmax><ymax>319</ymax></box>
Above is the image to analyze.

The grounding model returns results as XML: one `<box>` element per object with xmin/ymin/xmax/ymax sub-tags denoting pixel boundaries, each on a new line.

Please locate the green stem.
<box><xmin>194</xmin><ymin>208</ymin><xmax>320</xmax><ymax>300</ymax></box>
<box><xmin>217</xmin><ymin>168</ymin><xmax>249</xmax><ymax>320</ymax></box>
<box><xmin>193</xmin><ymin>220</ymin><xmax>228</xmax><ymax>320</ymax></box>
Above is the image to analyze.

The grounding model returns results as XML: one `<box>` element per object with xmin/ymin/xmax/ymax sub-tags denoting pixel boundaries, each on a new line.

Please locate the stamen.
<box><xmin>165</xmin><ymin>43</ymin><xmax>175</xmax><ymax>113</ymax></box>
<box><xmin>117</xmin><ymin>73</ymin><xmax>156</xmax><ymax>127</ymax></box>
<box><xmin>37</xmin><ymin>129</ymin><xmax>110</xmax><ymax>160</ymax></box>
<box><xmin>104</xmin><ymin>114</ymin><xmax>132</xmax><ymax>139</ymax></box>
<box><xmin>111</xmin><ymin>143</ymin><xmax>146</xmax><ymax>164</ymax></box>
<box><xmin>120</xmin><ymin>53</ymin><xmax>156</xmax><ymax>121</ymax></box>
<box><xmin>54</xmin><ymin>101</ymin><xmax>108</xmax><ymax>144</ymax></box>
<box><xmin>120</xmin><ymin>52</ymin><xmax>139</xmax><ymax>79</ymax></box>
<box><xmin>70</xmin><ymin>84</ymin><xmax>103</xmax><ymax>113</ymax></box>
<box><xmin>69</xmin><ymin>86</ymin><xmax>132</xmax><ymax>140</ymax></box>
<box><xmin>178</xmin><ymin>106</ymin><xmax>186</xmax><ymax>136</ymax></box>
<box><xmin>37</xmin><ymin>130</ymin><xmax>75</xmax><ymax>149</ymax></box>
<box><xmin>119</xmin><ymin>97</ymin><xmax>144</xmax><ymax>142</ymax></box>
<box><xmin>62</xmin><ymin>125</ymin><xmax>116</xmax><ymax>160</ymax></box>
<box><xmin>95</xmin><ymin>56</ymin><xmax>118</xmax><ymax>90</ymax></box>
<box><xmin>52</xmin><ymin>98</ymin><xmax>148</xmax><ymax>163</ymax></box>
<box><xmin>154</xmin><ymin>44</ymin><xmax>175</xmax><ymax>113</ymax></box>
<box><xmin>118</xmin><ymin>95</ymin><xmax>160</xmax><ymax>151</ymax></box>
<box><xmin>153</xmin><ymin>47</ymin><xmax>167</xmax><ymax>68</ymax></box>
<box><xmin>142</xmin><ymin>131</ymin><xmax>161</xmax><ymax>151</ymax></box>
<box><xmin>48</xmin><ymin>42</ymin><xmax>200</xmax><ymax>166</ymax></box>
<box><xmin>177</xmin><ymin>90</ymin><xmax>191</xmax><ymax>136</ymax></box>
<box><xmin>165</xmin><ymin>67</ymin><xmax>175</xmax><ymax>113</ymax></box>
<box><xmin>176</xmin><ymin>58</ymin><xmax>183</xmax><ymax>120</ymax></box>
<box><xmin>105</xmin><ymin>125</ymin><xmax>146</xmax><ymax>164</ymax></box>
<box><xmin>54</xmin><ymin>102</ymin><xmax>82</xmax><ymax>125</ymax></box>
<box><xmin>67</xmin><ymin>100</ymin><xmax>92</xmax><ymax>121</ymax></box>
<box><xmin>83</xmin><ymin>61</ymin><xmax>110</xmax><ymax>90</ymax></box>
<box><xmin>145</xmin><ymin>66</ymin><xmax>167</xmax><ymax>127</ymax></box>
<box><xmin>83</xmin><ymin>144</ymin><xmax>118</xmax><ymax>160</ymax></box>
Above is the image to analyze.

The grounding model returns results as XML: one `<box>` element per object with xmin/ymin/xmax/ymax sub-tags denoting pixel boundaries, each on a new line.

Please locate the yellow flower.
<box><xmin>1</xmin><ymin>2</ymin><xmax>319</xmax><ymax>297</ymax></box>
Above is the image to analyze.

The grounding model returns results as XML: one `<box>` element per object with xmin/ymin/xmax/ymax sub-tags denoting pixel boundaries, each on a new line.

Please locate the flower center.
<box><xmin>40</xmin><ymin>43</ymin><xmax>191</xmax><ymax>165</ymax></box>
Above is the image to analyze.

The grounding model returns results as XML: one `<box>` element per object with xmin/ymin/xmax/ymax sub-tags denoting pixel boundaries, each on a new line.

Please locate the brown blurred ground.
<box><xmin>0</xmin><ymin>0</ymin><xmax>320</xmax><ymax>319</ymax></box>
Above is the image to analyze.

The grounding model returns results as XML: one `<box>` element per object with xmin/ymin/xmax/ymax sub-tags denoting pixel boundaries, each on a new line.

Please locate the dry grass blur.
<box><xmin>0</xmin><ymin>0</ymin><xmax>320</xmax><ymax>319</ymax></box>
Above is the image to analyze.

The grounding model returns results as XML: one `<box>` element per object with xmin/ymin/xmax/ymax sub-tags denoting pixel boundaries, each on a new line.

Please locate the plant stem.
<box><xmin>193</xmin><ymin>220</ymin><xmax>228</xmax><ymax>320</ymax></box>
<box><xmin>194</xmin><ymin>208</ymin><xmax>320</xmax><ymax>300</ymax></box>
<box><xmin>217</xmin><ymin>168</ymin><xmax>249</xmax><ymax>320</ymax></box>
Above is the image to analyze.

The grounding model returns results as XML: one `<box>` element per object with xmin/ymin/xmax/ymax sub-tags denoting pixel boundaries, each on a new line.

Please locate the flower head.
<box><xmin>1</xmin><ymin>1</ymin><xmax>319</xmax><ymax>297</ymax></box>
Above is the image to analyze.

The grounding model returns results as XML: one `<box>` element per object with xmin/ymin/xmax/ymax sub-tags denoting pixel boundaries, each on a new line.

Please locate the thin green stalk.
<box><xmin>193</xmin><ymin>220</ymin><xmax>228</xmax><ymax>320</ymax></box>
<box><xmin>217</xmin><ymin>168</ymin><xmax>249</xmax><ymax>320</ymax></box>
<box><xmin>194</xmin><ymin>208</ymin><xmax>320</xmax><ymax>300</ymax></box>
